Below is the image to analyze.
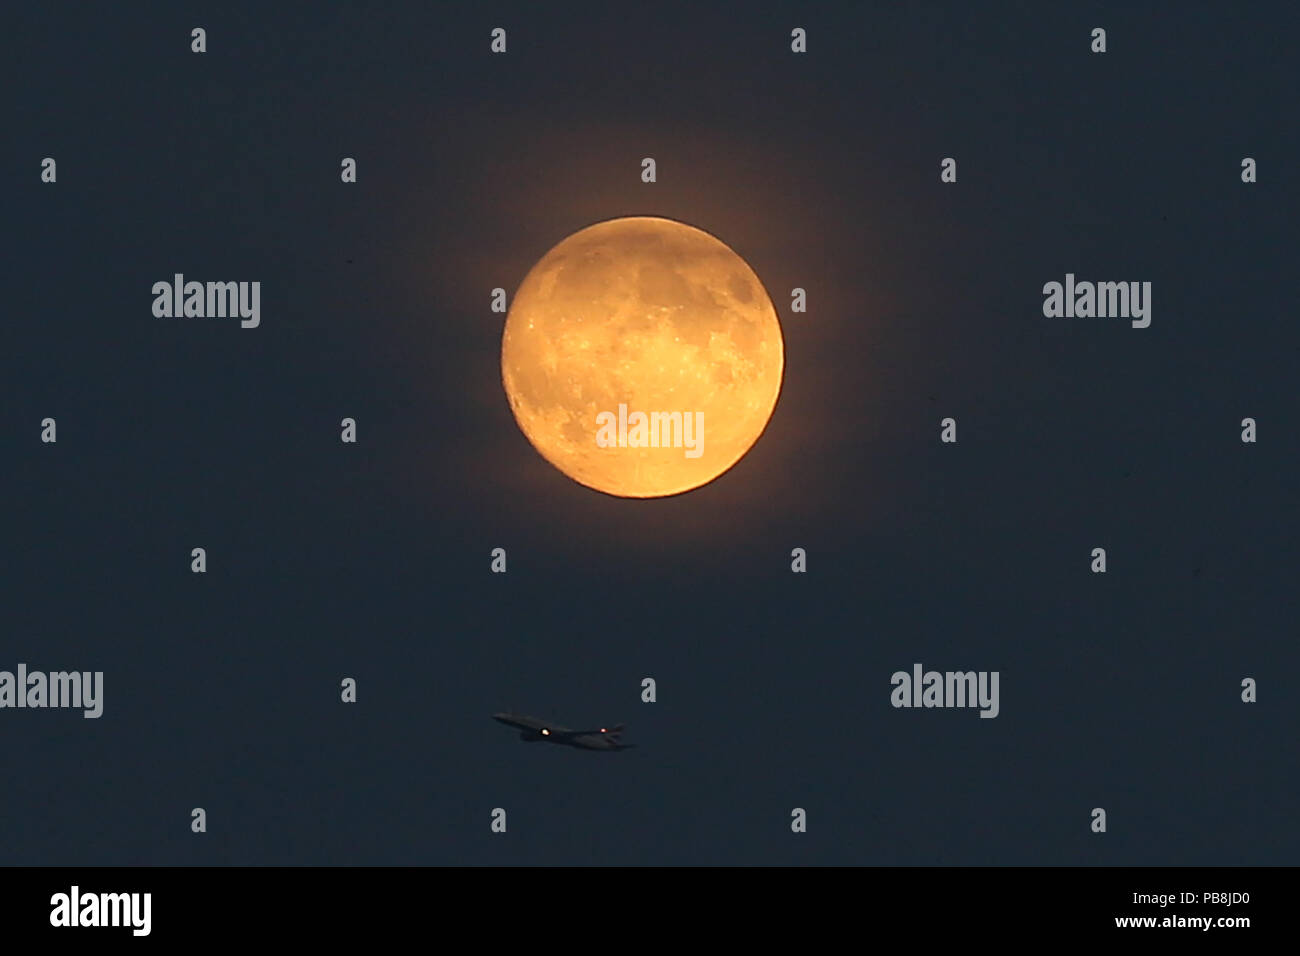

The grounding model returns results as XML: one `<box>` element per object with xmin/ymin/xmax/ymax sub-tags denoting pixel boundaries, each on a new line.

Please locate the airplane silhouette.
<box><xmin>492</xmin><ymin>712</ymin><xmax>635</xmax><ymax>751</ymax></box>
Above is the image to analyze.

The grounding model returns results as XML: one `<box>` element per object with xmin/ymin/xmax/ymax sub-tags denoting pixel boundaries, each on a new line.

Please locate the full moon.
<box><xmin>501</xmin><ymin>216</ymin><xmax>784</xmax><ymax>498</ymax></box>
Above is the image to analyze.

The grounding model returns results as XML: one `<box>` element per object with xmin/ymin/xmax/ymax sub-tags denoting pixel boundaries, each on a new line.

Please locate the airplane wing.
<box><xmin>504</xmin><ymin>714</ymin><xmax>548</xmax><ymax>730</ymax></box>
<box><xmin>493</xmin><ymin>713</ymin><xmax>574</xmax><ymax>733</ymax></box>
<box><xmin>560</xmin><ymin>722</ymin><xmax>624</xmax><ymax>739</ymax></box>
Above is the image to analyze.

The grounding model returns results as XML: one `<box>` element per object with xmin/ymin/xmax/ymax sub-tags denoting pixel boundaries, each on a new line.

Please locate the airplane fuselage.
<box><xmin>492</xmin><ymin>712</ymin><xmax>633</xmax><ymax>751</ymax></box>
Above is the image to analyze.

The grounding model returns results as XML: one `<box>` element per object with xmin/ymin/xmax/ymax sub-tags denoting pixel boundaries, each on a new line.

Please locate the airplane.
<box><xmin>492</xmin><ymin>712</ymin><xmax>635</xmax><ymax>751</ymax></box>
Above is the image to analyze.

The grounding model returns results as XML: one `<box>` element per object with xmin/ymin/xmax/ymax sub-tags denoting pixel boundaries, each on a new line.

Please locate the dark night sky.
<box><xmin>5</xmin><ymin>2</ymin><xmax>1297</xmax><ymax>864</ymax></box>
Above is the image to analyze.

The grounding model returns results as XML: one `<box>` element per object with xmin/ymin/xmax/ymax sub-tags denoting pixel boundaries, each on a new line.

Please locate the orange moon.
<box><xmin>501</xmin><ymin>217</ymin><xmax>784</xmax><ymax>498</ymax></box>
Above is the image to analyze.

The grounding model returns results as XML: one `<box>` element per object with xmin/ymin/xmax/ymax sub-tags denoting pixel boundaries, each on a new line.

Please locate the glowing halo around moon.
<box><xmin>500</xmin><ymin>216</ymin><xmax>785</xmax><ymax>498</ymax></box>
